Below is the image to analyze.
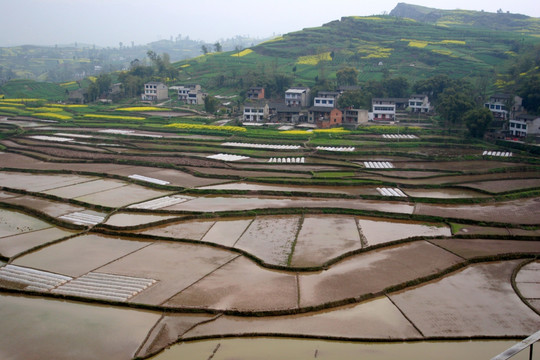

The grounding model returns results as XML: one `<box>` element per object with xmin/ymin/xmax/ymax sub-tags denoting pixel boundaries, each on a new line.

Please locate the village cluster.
<box><xmin>137</xmin><ymin>81</ymin><xmax>539</xmax><ymax>137</ymax></box>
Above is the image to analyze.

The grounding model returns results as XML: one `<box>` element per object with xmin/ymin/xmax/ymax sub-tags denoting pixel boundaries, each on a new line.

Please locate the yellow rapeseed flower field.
<box><xmin>49</xmin><ymin>104</ymin><xmax>88</xmax><ymax>108</ymax></box>
<box><xmin>83</xmin><ymin>114</ymin><xmax>145</xmax><ymax>121</ymax></box>
<box><xmin>165</xmin><ymin>123</ymin><xmax>246</xmax><ymax>132</ymax></box>
<box><xmin>297</xmin><ymin>52</ymin><xmax>332</xmax><ymax>65</ymax></box>
<box><xmin>116</xmin><ymin>107</ymin><xmax>170</xmax><ymax>112</ymax></box>
<box><xmin>32</xmin><ymin>112</ymin><xmax>72</xmax><ymax>120</ymax></box>
<box><xmin>232</xmin><ymin>49</ymin><xmax>253</xmax><ymax>57</ymax></box>
<box><xmin>27</xmin><ymin>107</ymin><xmax>64</xmax><ymax>112</ymax></box>
<box><xmin>0</xmin><ymin>98</ymin><xmax>45</xmax><ymax>102</ymax></box>
<box><xmin>313</xmin><ymin>128</ymin><xmax>350</xmax><ymax>134</ymax></box>
<box><xmin>408</xmin><ymin>41</ymin><xmax>428</xmax><ymax>48</ymax></box>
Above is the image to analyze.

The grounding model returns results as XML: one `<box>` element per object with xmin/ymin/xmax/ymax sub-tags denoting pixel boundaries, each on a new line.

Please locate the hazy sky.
<box><xmin>1</xmin><ymin>0</ymin><xmax>539</xmax><ymax>47</ymax></box>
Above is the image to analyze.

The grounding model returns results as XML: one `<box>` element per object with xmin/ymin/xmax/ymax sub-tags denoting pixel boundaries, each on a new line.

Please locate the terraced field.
<box><xmin>0</xmin><ymin>112</ymin><xmax>539</xmax><ymax>359</ymax></box>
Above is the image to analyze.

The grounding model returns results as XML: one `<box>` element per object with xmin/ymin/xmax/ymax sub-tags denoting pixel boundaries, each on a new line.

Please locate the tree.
<box><xmin>204</xmin><ymin>95</ymin><xmax>219</xmax><ymax>114</ymax></box>
<box><xmin>519</xmin><ymin>74</ymin><xmax>540</xmax><ymax>115</ymax></box>
<box><xmin>336</xmin><ymin>67</ymin><xmax>358</xmax><ymax>86</ymax></box>
<box><xmin>201</xmin><ymin>45</ymin><xmax>209</xmax><ymax>55</ymax></box>
<box><xmin>463</xmin><ymin>107</ymin><xmax>493</xmax><ymax>138</ymax></box>
<box><xmin>383</xmin><ymin>77</ymin><xmax>409</xmax><ymax>98</ymax></box>
<box><xmin>337</xmin><ymin>90</ymin><xmax>368</xmax><ymax>109</ymax></box>
<box><xmin>214</xmin><ymin>42</ymin><xmax>222</xmax><ymax>52</ymax></box>
<box><xmin>437</xmin><ymin>87</ymin><xmax>475</xmax><ymax>131</ymax></box>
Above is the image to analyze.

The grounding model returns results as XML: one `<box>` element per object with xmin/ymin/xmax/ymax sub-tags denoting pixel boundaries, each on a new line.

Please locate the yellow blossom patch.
<box><xmin>60</xmin><ymin>81</ymin><xmax>77</xmax><ymax>87</ymax></box>
<box><xmin>260</xmin><ymin>36</ymin><xmax>284</xmax><ymax>45</ymax></box>
<box><xmin>439</xmin><ymin>40</ymin><xmax>466</xmax><ymax>45</ymax></box>
<box><xmin>280</xmin><ymin>130</ymin><xmax>311</xmax><ymax>135</ymax></box>
<box><xmin>432</xmin><ymin>49</ymin><xmax>453</xmax><ymax>56</ymax></box>
<box><xmin>165</xmin><ymin>123</ymin><xmax>246</xmax><ymax>132</ymax></box>
<box><xmin>313</xmin><ymin>128</ymin><xmax>350</xmax><ymax>134</ymax></box>
<box><xmin>233</xmin><ymin>49</ymin><xmax>253</xmax><ymax>57</ymax></box>
<box><xmin>27</xmin><ymin>107</ymin><xmax>64</xmax><ymax>112</ymax></box>
<box><xmin>83</xmin><ymin>114</ymin><xmax>145</xmax><ymax>121</ymax></box>
<box><xmin>116</xmin><ymin>107</ymin><xmax>170</xmax><ymax>112</ymax></box>
<box><xmin>180</xmin><ymin>64</ymin><xmax>190</xmax><ymax>68</ymax></box>
<box><xmin>297</xmin><ymin>52</ymin><xmax>332</xmax><ymax>65</ymax></box>
<box><xmin>0</xmin><ymin>102</ymin><xmax>24</xmax><ymax>107</ymax></box>
<box><xmin>0</xmin><ymin>106</ymin><xmax>21</xmax><ymax>111</ymax></box>
<box><xmin>408</xmin><ymin>41</ymin><xmax>428</xmax><ymax>48</ymax></box>
<box><xmin>32</xmin><ymin>112</ymin><xmax>72</xmax><ymax>120</ymax></box>
<box><xmin>49</xmin><ymin>104</ymin><xmax>88</xmax><ymax>108</ymax></box>
<box><xmin>0</xmin><ymin>98</ymin><xmax>45</xmax><ymax>103</ymax></box>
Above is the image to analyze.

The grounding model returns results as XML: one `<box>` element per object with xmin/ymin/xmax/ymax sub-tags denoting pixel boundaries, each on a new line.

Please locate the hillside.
<box><xmin>390</xmin><ymin>3</ymin><xmax>540</xmax><ymax>33</ymax></box>
<box><xmin>0</xmin><ymin>36</ymin><xmax>266</xmax><ymax>83</ymax></box>
<box><xmin>172</xmin><ymin>8</ymin><xmax>540</xmax><ymax>94</ymax></box>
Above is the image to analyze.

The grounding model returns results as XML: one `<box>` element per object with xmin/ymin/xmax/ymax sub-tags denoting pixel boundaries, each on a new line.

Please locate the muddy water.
<box><xmin>0</xmin><ymin>294</ymin><xmax>160</xmax><ymax>360</ymax></box>
<box><xmin>358</xmin><ymin>218</ymin><xmax>450</xmax><ymax>246</ymax></box>
<box><xmin>404</xmin><ymin>188</ymin><xmax>488</xmax><ymax>198</ymax></box>
<box><xmin>12</xmin><ymin>234</ymin><xmax>151</xmax><ymax>277</ymax></box>
<box><xmin>198</xmin><ymin>182</ymin><xmax>373</xmax><ymax>195</ymax></box>
<box><xmin>75</xmin><ymin>185</ymin><xmax>172</xmax><ymax>207</ymax></box>
<box><xmin>151</xmin><ymin>338</ymin><xmax>536</xmax><ymax>360</ymax></box>
<box><xmin>0</xmin><ymin>208</ymin><xmax>52</xmax><ymax>238</ymax></box>
<box><xmin>234</xmin><ymin>215</ymin><xmax>300</xmax><ymax>266</ymax></box>
<box><xmin>292</xmin><ymin>215</ymin><xmax>362</xmax><ymax>267</ymax></box>
<box><xmin>104</xmin><ymin>213</ymin><xmax>176</xmax><ymax>227</ymax></box>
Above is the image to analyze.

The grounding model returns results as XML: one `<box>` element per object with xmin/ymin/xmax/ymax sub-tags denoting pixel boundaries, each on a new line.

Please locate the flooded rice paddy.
<box><xmin>151</xmin><ymin>338</ymin><xmax>538</xmax><ymax>360</ymax></box>
<box><xmin>0</xmin><ymin>124</ymin><xmax>538</xmax><ymax>359</ymax></box>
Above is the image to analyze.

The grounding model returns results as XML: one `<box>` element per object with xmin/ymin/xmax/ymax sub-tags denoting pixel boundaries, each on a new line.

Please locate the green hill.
<box><xmin>172</xmin><ymin>7</ymin><xmax>540</xmax><ymax>93</ymax></box>
<box><xmin>0</xmin><ymin>79</ymin><xmax>68</xmax><ymax>101</ymax></box>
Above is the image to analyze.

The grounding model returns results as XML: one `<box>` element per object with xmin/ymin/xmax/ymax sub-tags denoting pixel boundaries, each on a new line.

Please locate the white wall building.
<box><xmin>285</xmin><ymin>87</ymin><xmax>310</xmax><ymax>107</ymax></box>
<box><xmin>313</xmin><ymin>91</ymin><xmax>340</xmax><ymax>108</ymax></box>
<box><xmin>408</xmin><ymin>94</ymin><xmax>431</xmax><ymax>113</ymax></box>
<box><xmin>243</xmin><ymin>102</ymin><xmax>269</xmax><ymax>122</ymax></box>
<box><xmin>142</xmin><ymin>82</ymin><xmax>168</xmax><ymax>101</ymax></box>
<box><xmin>509</xmin><ymin>114</ymin><xmax>540</xmax><ymax>138</ymax></box>
<box><xmin>178</xmin><ymin>84</ymin><xmax>205</xmax><ymax>105</ymax></box>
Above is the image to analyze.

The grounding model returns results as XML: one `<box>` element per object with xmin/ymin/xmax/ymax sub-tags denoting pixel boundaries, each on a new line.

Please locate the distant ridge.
<box><xmin>390</xmin><ymin>3</ymin><xmax>540</xmax><ymax>32</ymax></box>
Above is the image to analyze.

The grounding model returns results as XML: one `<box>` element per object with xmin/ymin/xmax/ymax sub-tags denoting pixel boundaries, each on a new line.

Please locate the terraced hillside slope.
<box><xmin>173</xmin><ymin>6</ymin><xmax>540</xmax><ymax>91</ymax></box>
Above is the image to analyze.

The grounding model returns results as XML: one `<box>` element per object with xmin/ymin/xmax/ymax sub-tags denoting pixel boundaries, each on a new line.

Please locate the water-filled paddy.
<box><xmin>389</xmin><ymin>260</ymin><xmax>540</xmax><ymax>337</ymax></box>
<box><xmin>291</xmin><ymin>215</ymin><xmax>362</xmax><ymax>267</ymax></box>
<box><xmin>0</xmin><ymin>294</ymin><xmax>160</xmax><ymax>360</ymax></box>
<box><xmin>98</xmin><ymin>241</ymin><xmax>238</xmax><ymax>305</ymax></box>
<box><xmin>164</xmin><ymin>256</ymin><xmax>298</xmax><ymax>311</ymax></box>
<box><xmin>0</xmin><ymin>208</ymin><xmax>52</xmax><ymax>237</ymax></box>
<box><xmin>198</xmin><ymin>181</ymin><xmax>374</xmax><ymax>195</ymax></box>
<box><xmin>43</xmin><ymin>178</ymin><xmax>126</xmax><ymax>198</ymax></box>
<box><xmin>12</xmin><ymin>234</ymin><xmax>150</xmax><ymax>277</ymax></box>
<box><xmin>0</xmin><ymin>172</ymin><xmax>94</xmax><ymax>192</ymax></box>
<box><xmin>163</xmin><ymin>195</ymin><xmax>415</xmax><ymax>214</ymax></box>
<box><xmin>104</xmin><ymin>213</ymin><xmax>177</xmax><ymax>227</ymax></box>
<box><xmin>74</xmin><ymin>184</ymin><xmax>172</xmax><ymax>207</ymax></box>
<box><xmin>139</xmin><ymin>219</ymin><xmax>216</xmax><ymax>240</ymax></box>
<box><xmin>150</xmin><ymin>337</ymin><xmax>536</xmax><ymax>360</ymax></box>
<box><xmin>357</xmin><ymin>218</ymin><xmax>451</xmax><ymax>246</ymax></box>
<box><xmin>234</xmin><ymin>215</ymin><xmax>300</xmax><ymax>266</ymax></box>
<box><xmin>0</xmin><ymin>227</ymin><xmax>75</xmax><ymax>259</ymax></box>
